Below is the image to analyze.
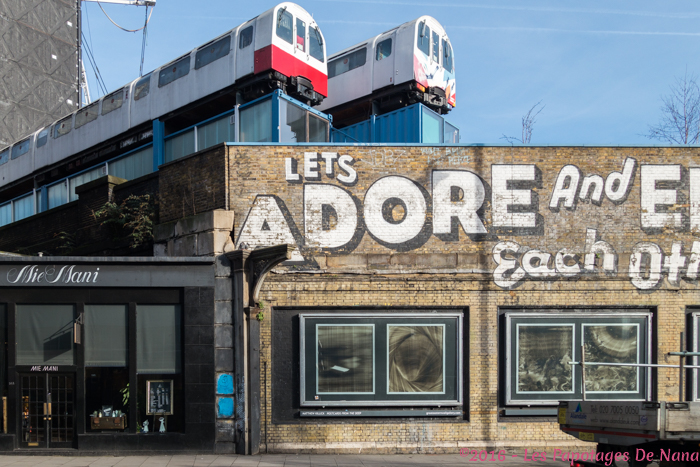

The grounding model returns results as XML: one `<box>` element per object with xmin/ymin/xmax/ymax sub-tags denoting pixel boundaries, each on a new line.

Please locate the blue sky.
<box><xmin>80</xmin><ymin>0</ymin><xmax>700</xmax><ymax>145</ymax></box>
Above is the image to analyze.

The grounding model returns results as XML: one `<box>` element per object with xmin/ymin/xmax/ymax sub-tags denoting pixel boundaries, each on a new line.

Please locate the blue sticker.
<box><xmin>217</xmin><ymin>397</ymin><xmax>234</xmax><ymax>417</ymax></box>
<box><xmin>217</xmin><ymin>374</ymin><xmax>233</xmax><ymax>394</ymax></box>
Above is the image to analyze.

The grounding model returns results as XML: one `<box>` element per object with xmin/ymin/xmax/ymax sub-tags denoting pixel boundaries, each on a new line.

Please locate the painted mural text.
<box><xmin>237</xmin><ymin>153</ymin><xmax>700</xmax><ymax>291</ymax></box>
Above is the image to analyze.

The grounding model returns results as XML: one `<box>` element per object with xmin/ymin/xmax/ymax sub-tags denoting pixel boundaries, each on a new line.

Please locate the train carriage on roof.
<box><xmin>318</xmin><ymin>16</ymin><xmax>455</xmax><ymax>128</ymax></box>
<box><xmin>0</xmin><ymin>2</ymin><xmax>327</xmax><ymax>200</ymax></box>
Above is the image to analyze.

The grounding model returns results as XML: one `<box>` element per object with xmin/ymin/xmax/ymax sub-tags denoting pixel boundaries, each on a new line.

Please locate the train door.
<box><xmin>372</xmin><ymin>32</ymin><xmax>396</xmax><ymax>90</ymax></box>
<box><xmin>235</xmin><ymin>22</ymin><xmax>255</xmax><ymax>80</ymax></box>
<box><xmin>294</xmin><ymin>16</ymin><xmax>309</xmax><ymax>65</ymax></box>
<box><xmin>19</xmin><ymin>373</ymin><xmax>75</xmax><ymax>448</ymax></box>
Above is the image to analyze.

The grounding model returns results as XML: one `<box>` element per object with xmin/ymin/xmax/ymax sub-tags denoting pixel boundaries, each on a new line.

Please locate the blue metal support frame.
<box><xmin>153</xmin><ymin>118</ymin><xmax>165</xmax><ymax>171</ymax></box>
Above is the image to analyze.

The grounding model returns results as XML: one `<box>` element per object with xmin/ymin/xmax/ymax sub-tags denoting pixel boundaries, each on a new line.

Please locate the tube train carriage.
<box><xmin>0</xmin><ymin>2</ymin><xmax>327</xmax><ymax>194</ymax></box>
<box><xmin>317</xmin><ymin>16</ymin><xmax>455</xmax><ymax>128</ymax></box>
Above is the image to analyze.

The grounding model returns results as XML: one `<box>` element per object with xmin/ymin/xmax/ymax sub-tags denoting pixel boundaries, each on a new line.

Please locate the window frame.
<box><xmin>74</xmin><ymin>102</ymin><xmax>99</xmax><ymax>129</ymax></box>
<box><xmin>376</xmin><ymin>38</ymin><xmax>392</xmax><ymax>61</ymax></box>
<box><xmin>158</xmin><ymin>55</ymin><xmax>191</xmax><ymax>88</ymax></box>
<box><xmin>309</xmin><ymin>26</ymin><xmax>324</xmax><ymax>62</ymax></box>
<box><xmin>54</xmin><ymin>116</ymin><xmax>72</xmax><ymax>139</ymax></box>
<box><xmin>239</xmin><ymin>25</ymin><xmax>253</xmax><ymax>49</ymax></box>
<box><xmin>328</xmin><ymin>47</ymin><xmax>367</xmax><ymax>78</ymax></box>
<box><xmin>300</xmin><ymin>312</ymin><xmax>463</xmax><ymax>407</ymax></box>
<box><xmin>504</xmin><ymin>310</ymin><xmax>652</xmax><ymax>406</ymax></box>
<box><xmin>417</xmin><ymin>21</ymin><xmax>430</xmax><ymax>56</ymax></box>
<box><xmin>11</xmin><ymin>138</ymin><xmax>30</xmax><ymax>160</ymax></box>
<box><xmin>276</xmin><ymin>8</ymin><xmax>293</xmax><ymax>45</ymax></box>
<box><xmin>195</xmin><ymin>35</ymin><xmax>231</xmax><ymax>70</ymax></box>
<box><xmin>134</xmin><ymin>74</ymin><xmax>151</xmax><ymax>101</ymax></box>
<box><xmin>101</xmin><ymin>89</ymin><xmax>124</xmax><ymax>116</ymax></box>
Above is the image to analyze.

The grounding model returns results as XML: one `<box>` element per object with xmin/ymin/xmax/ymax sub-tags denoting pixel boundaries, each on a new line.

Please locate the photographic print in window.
<box><xmin>388</xmin><ymin>325</ymin><xmax>443</xmax><ymax>393</ymax></box>
<box><xmin>300</xmin><ymin>312</ymin><xmax>462</xmax><ymax>407</ymax></box>
<box><xmin>505</xmin><ymin>311</ymin><xmax>650</xmax><ymax>406</ymax></box>
<box><xmin>317</xmin><ymin>325</ymin><xmax>373</xmax><ymax>394</ymax></box>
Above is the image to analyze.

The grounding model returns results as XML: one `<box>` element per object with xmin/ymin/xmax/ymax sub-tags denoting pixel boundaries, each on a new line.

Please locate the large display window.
<box><xmin>300</xmin><ymin>313</ymin><xmax>462</xmax><ymax>407</ymax></box>
<box><xmin>504</xmin><ymin>311</ymin><xmax>652</xmax><ymax>406</ymax></box>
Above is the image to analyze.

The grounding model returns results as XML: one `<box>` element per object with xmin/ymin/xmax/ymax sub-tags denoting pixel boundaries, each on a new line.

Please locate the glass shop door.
<box><xmin>19</xmin><ymin>373</ymin><xmax>75</xmax><ymax>448</ymax></box>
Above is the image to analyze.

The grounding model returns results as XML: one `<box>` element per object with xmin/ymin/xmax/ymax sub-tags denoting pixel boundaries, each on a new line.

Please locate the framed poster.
<box><xmin>146</xmin><ymin>380</ymin><xmax>173</xmax><ymax>415</ymax></box>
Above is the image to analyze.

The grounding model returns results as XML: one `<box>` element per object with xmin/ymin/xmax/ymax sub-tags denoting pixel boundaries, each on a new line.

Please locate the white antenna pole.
<box><xmin>80</xmin><ymin>60</ymin><xmax>91</xmax><ymax>106</ymax></box>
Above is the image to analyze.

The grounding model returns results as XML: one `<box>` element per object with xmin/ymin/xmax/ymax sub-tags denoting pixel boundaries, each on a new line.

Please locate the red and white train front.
<box><xmin>254</xmin><ymin>3</ymin><xmax>328</xmax><ymax>104</ymax></box>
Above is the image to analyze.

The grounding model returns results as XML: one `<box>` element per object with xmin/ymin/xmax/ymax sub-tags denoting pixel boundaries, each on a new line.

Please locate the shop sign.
<box><xmin>6</xmin><ymin>265</ymin><xmax>99</xmax><ymax>285</ymax></box>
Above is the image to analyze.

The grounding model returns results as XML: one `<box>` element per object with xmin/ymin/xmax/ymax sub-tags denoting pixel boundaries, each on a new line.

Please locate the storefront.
<box><xmin>0</xmin><ymin>256</ymin><xmax>215</xmax><ymax>452</ymax></box>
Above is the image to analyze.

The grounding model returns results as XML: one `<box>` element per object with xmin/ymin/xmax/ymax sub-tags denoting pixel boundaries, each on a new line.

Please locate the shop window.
<box><xmin>504</xmin><ymin>311</ymin><xmax>651</xmax><ymax>406</ymax></box>
<box><xmin>422</xmin><ymin>106</ymin><xmax>443</xmax><ymax>144</ymax></box>
<box><xmin>137</xmin><ymin>305</ymin><xmax>182</xmax><ymax>432</ymax></box>
<box><xmin>0</xmin><ymin>305</ymin><xmax>6</xmax><ymax>432</ymax></box>
<box><xmin>195</xmin><ymin>35</ymin><xmax>231</xmax><ymax>70</ymax></box>
<box><xmin>84</xmin><ymin>305</ymin><xmax>129</xmax><ymax>432</ymax></box>
<box><xmin>417</xmin><ymin>22</ymin><xmax>430</xmax><ymax>56</ymax></box>
<box><xmin>300</xmin><ymin>313</ymin><xmax>462</xmax><ymax>406</ymax></box>
<box><xmin>164</xmin><ymin>128</ymin><xmax>195</xmax><ymax>163</ymax></box>
<box><xmin>159</xmin><ymin>55</ymin><xmax>191</xmax><ymax>87</ymax></box>
<box><xmin>13</xmin><ymin>193</ymin><xmax>34</xmax><ymax>222</ymax></box>
<box><xmin>137</xmin><ymin>305</ymin><xmax>181</xmax><ymax>374</ymax></box>
<box><xmin>328</xmin><ymin>48</ymin><xmax>366</xmax><ymax>78</ymax></box>
<box><xmin>16</xmin><ymin>305</ymin><xmax>75</xmax><ymax>366</ymax></box>
<box><xmin>276</xmin><ymin>9</ymin><xmax>293</xmax><ymax>45</ymax></box>
<box><xmin>85</xmin><ymin>305</ymin><xmax>128</xmax><ymax>367</ymax></box>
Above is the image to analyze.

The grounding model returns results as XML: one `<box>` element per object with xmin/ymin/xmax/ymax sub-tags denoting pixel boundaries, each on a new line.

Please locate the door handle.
<box><xmin>43</xmin><ymin>403</ymin><xmax>47</xmax><ymax>421</ymax></box>
<box><xmin>46</xmin><ymin>393</ymin><xmax>52</xmax><ymax>421</ymax></box>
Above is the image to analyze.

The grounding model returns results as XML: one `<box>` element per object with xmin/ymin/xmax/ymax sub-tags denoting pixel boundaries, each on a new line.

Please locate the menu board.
<box><xmin>146</xmin><ymin>380</ymin><xmax>173</xmax><ymax>415</ymax></box>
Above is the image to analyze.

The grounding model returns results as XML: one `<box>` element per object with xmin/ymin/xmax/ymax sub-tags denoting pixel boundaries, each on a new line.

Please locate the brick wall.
<box><xmin>222</xmin><ymin>144</ymin><xmax>700</xmax><ymax>453</ymax></box>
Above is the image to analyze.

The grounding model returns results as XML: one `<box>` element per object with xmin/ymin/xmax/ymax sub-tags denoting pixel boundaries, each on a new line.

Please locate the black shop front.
<box><xmin>0</xmin><ymin>256</ymin><xmax>215</xmax><ymax>453</ymax></box>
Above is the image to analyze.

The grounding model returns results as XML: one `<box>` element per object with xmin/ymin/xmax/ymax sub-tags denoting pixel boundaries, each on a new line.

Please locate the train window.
<box><xmin>75</xmin><ymin>102</ymin><xmax>99</xmax><ymax>129</ymax></box>
<box><xmin>159</xmin><ymin>55</ymin><xmax>191</xmax><ymax>87</ymax></box>
<box><xmin>54</xmin><ymin>116</ymin><xmax>72</xmax><ymax>138</ymax></box>
<box><xmin>309</xmin><ymin>27</ymin><xmax>324</xmax><ymax>62</ymax></box>
<box><xmin>276</xmin><ymin>8</ymin><xmax>293</xmax><ymax>45</ymax></box>
<box><xmin>296</xmin><ymin>18</ymin><xmax>306</xmax><ymax>52</ymax></box>
<box><xmin>239</xmin><ymin>26</ymin><xmax>253</xmax><ymax>49</ymax></box>
<box><xmin>431</xmin><ymin>31</ymin><xmax>440</xmax><ymax>63</ymax></box>
<box><xmin>196</xmin><ymin>35</ymin><xmax>231</xmax><ymax>70</ymax></box>
<box><xmin>134</xmin><ymin>75</ymin><xmax>151</xmax><ymax>101</ymax></box>
<box><xmin>11</xmin><ymin>138</ymin><xmax>30</xmax><ymax>160</ymax></box>
<box><xmin>376</xmin><ymin>38</ymin><xmax>392</xmax><ymax>61</ymax></box>
<box><xmin>102</xmin><ymin>89</ymin><xmax>124</xmax><ymax>115</ymax></box>
<box><xmin>37</xmin><ymin>128</ymin><xmax>49</xmax><ymax>148</ymax></box>
<box><xmin>417</xmin><ymin>22</ymin><xmax>430</xmax><ymax>56</ymax></box>
<box><xmin>0</xmin><ymin>148</ymin><xmax>8</xmax><ymax>166</ymax></box>
<box><xmin>442</xmin><ymin>39</ymin><xmax>453</xmax><ymax>73</ymax></box>
<box><xmin>328</xmin><ymin>48</ymin><xmax>366</xmax><ymax>78</ymax></box>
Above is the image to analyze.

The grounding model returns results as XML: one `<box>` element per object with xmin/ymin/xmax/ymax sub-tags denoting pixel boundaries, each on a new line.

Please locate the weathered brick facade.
<box><xmin>199</xmin><ymin>144</ymin><xmax>699</xmax><ymax>454</ymax></box>
<box><xmin>3</xmin><ymin>143</ymin><xmax>700</xmax><ymax>454</ymax></box>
